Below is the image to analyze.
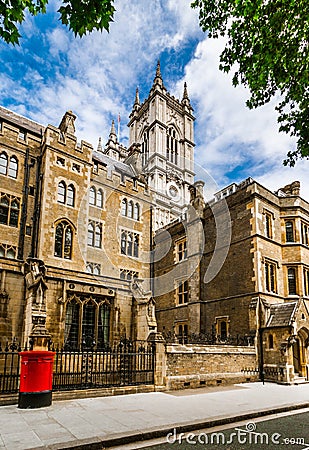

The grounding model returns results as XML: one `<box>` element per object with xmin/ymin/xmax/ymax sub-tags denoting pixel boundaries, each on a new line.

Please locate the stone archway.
<box><xmin>294</xmin><ymin>327</ymin><xmax>309</xmax><ymax>379</ymax></box>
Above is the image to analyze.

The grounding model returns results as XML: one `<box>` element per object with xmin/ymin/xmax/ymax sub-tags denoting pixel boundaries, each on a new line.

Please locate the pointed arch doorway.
<box><xmin>292</xmin><ymin>328</ymin><xmax>309</xmax><ymax>379</ymax></box>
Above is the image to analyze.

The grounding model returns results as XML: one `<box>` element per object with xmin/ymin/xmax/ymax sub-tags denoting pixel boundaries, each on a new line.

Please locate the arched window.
<box><xmin>54</xmin><ymin>220</ymin><xmax>73</xmax><ymax>259</ymax></box>
<box><xmin>87</xmin><ymin>222</ymin><xmax>95</xmax><ymax>246</ymax></box>
<box><xmin>128</xmin><ymin>200</ymin><xmax>134</xmax><ymax>218</ymax></box>
<box><xmin>8</xmin><ymin>156</ymin><xmax>18</xmax><ymax>178</ymax></box>
<box><xmin>285</xmin><ymin>221</ymin><xmax>294</xmax><ymax>242</ymax></box>
<box><xmin>89</xmin><ymin>186</ymin><xmax>96</xmax><ymax>205</ymax></box>
<box><xmin>121</xmin><ymin>198</ymin><xmax>127</xmax><ymax>216</ymax></box>
<box><xmin>95</xmin><ymin>224</ymin><xmax>102</xmax><ymax>248</ymax></box>
<box><xmin>288</xmin><ymin>267</ymin><xmax>297</xmax><ymax>295</ymax></box>
<box><xmin>96</xmin><ymin>189</ymin><xmax>103</xmax><ymax>208</ymax></box>
<box><xmin>64</xmin><ymin>298</ymin><xmax>110</xmax><ymax>350</ymax></box>
<box><xmin>58</xmin><ymin>181</ymin><xmax>66</xmax><ymax>204</ymax></box>
<box><xmin>134</xmin><ymin>203</ymin><xmax>140</xmax><ymax>221</ymax></box>
<box><xmin>67</xmin><ymin>184</ymin><xmax>75</xmax><ymax>207</ymax></box>
<box><xmin>0</xmin><ymin>153</ymin><xmax>8</xmax><ymax>175</ymax></box>
<box><xmin>88</xmin><ymin>221</ymin><xmax>102</xmax><ymax>247</ymax></box>
<box><xmin>166</xmin><ymin>127</ymin><xmax>179</xmax><ymax>164</ymax></box>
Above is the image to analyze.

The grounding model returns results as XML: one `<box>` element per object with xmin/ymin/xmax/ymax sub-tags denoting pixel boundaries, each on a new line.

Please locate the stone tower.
<box><xmin>128</xmin><ymin>61</ymin><xmax>196</xmax><ymax>229</ymax></box>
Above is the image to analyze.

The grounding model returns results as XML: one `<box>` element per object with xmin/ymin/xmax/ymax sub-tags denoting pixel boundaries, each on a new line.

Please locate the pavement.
<box><xmin>0</xmin><ymin>382</ymin><xmax>309</xmax><ymax>450</ymax></box>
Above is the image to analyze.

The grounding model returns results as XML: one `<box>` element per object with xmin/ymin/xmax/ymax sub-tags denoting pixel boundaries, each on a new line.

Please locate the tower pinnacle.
<box><xmin>151</xmin><ymin>60</ymin><xmax>165</xmax><ymax>90</ymax></box>
<box><xmin>97</xmin><ymin>137</ymin><xmax>103</xmax><ymax>152</ymax></box>
<box><xmin>134</xmin><ymin>87</ymin><xmax>140</xmax><ymax>108</ymax></box>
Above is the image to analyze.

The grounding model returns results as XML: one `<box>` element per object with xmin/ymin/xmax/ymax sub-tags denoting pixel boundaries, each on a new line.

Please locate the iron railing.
<box><xmin>242</xmin><ymin>366</ymin><xmax>284</xmax><ymax>383</ymax></box>
<box><xmin>0</xmin><ymin>339</ymin><xmax>155</xmax><ymax>395</ymax></box>
<box><xmin>52</xmin><ymin>340</ymin><xmax>155</xmax><ymax>391</ymax></box>
<box><xmin>163</xmin><ymin>332</ymin><xmax>255</xmax><ymax>346</ymax></box>
<box><xmin>0</xmin><ymin>340</ymin><xmax>21</xmax><ymax>394</ymax></box>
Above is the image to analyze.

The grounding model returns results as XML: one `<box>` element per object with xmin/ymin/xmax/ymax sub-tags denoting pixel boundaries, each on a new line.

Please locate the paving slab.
<box><xmin>0</xmin><ymin>382</ymin><xmax>309</xmax><ymax>449</ymax></box>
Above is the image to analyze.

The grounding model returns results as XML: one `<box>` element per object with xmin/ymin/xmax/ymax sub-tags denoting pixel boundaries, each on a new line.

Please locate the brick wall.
<box><xmin>164</xmin><ymin>343</ymin><xmax>258</xmax><ymax>390</ymax></box>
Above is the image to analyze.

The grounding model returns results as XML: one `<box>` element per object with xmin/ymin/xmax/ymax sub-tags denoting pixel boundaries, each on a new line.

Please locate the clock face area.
<box><xmin>166</xmin><ymin>182</ymin><xmax>180</xmax><ymax>202</ymax></box>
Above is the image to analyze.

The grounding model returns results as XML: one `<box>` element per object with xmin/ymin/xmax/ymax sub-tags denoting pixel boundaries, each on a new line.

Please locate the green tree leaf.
<box><xmin>192</xmin><ymin>0</ymin><xmax>309</xmax><ymax>166</ymax></box>
<box><xmin>0</xmin><ymin>0</ymin><xmax>115</xmax><ymax>44</ymax></box>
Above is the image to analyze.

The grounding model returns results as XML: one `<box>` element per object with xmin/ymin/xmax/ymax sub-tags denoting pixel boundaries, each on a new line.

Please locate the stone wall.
<box><xmin>163</xmin><ymin>343</ymin><xmax>258</xmax><ymax>390</ymax></box>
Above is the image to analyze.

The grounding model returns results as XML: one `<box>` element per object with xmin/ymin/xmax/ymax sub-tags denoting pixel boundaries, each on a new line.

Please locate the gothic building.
<box><xmin>0</xmin><ymin>64</ymin><xmax>194</xmax><ymax>350</ymax></box>
<box><xmin>1</xmin><ymin>63</ymin><xmax>309</xmax><ymax>385</ymax></box>
<box><xmin>154</xmin><ymin>178</ymin><xmax>309</xmax><ymax>383</ymax></box>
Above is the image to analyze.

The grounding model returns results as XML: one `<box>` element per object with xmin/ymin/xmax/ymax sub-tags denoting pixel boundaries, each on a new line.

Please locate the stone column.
<box><xmin>148</xmin><ymin>332</ymin><xmax>167</xmax><ymax>391</ymax></box>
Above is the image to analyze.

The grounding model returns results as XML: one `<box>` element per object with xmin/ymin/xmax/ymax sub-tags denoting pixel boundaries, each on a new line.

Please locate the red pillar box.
<box><xmin>18</xmin><ymin>351</ymin><xmax>55</xmax><ymax>409</ymax></box>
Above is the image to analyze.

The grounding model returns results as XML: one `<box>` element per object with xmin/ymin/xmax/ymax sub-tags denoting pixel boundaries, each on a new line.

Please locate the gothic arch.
<box><xmin>166</xmin><ymin>121</ymin><xmax>182</xmax><ymax>140</ymax></box>
<box><xmin>53</xmin><ymin>217</ymin><xmax>76</xmax><ymax>232</ymax></box>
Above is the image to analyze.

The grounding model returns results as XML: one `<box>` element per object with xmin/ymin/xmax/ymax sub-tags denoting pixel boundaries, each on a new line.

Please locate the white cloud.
<box><xmin>175</xmin><ymin>36</ymin><xmax>308</xmax><ymax>199</ymax></box>
<box><xmin>1</xmin><ymin>0</ymin><xmax>308</xmax><ymax>203</ymax></box>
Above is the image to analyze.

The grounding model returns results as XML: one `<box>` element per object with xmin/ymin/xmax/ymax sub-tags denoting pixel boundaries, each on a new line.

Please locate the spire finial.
<box><xmin>183</xmin><ymin>82</ymin><xmax>189</xmax><ymax>100</ymax></box>
<box><xmin>97</xmin><ymin>137</ymin><xmax>102</xmax><ymax>152</ymax></box>
<box><xmin>134</xmin><ymin>87</ymin><xmax>140</xmax><ymax>106</ymax></box>
<box><xmin>110</xmin><ymin>119</ymin><xmax>116</xmax><ymax>136</ymax></box>
<box><xmin>155</xmin><ymin>60</ymin><xmax>162</xmax><ymax>79</ymax></box>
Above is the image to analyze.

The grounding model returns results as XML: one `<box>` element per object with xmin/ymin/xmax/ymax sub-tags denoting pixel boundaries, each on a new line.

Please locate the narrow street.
<box><xmin>115</xmin><ymin>408</ymin><xmax>309</xmax><ymax>450</ymax></box>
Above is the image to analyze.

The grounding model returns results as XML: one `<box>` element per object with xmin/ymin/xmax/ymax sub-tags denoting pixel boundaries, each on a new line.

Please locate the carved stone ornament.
<box><xmin>166</xmin><ymin>168</ymin><xmax>182</xmax><ymax>184</ymax></box>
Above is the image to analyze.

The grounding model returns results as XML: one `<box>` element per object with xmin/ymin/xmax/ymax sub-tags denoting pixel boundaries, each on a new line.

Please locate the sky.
<box><xmin>0</xmin><ymin>0</ymin><xmax>308</xmax><ymax>200</ymax></box>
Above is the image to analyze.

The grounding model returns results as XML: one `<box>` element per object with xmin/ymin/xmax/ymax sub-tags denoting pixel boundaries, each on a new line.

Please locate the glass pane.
<box><xmin>286</xmin><ymin>222</ymin><xmax>294</xmax><ymax>242</ymax></box>
<box><xmin>0</xmin><ymin>153</ymin><xmax>7</xmax><ymax>174</ymax></box>
<box><xmin>98</xmin><ymin>304</ymin><xmax>110</xmax><ymax>348</ymax></box>
<box><xmin>67</xmin><ymin>185</ymin><xmax>74</xmax><ymax>206</ymax></box>
<box><xmin>64</xmin><ymin>302</ymin><xmax>80</xmax><ymax>350</ymax></box>
<box><xmin>0</xmin><ymin>204</ymin><xmax>8</xmax><ymax>225</ymax></box>
<box><xmin>96</xmin><ymin>189</ymin><xmax>103</xmax><ymax>208</ymax></box>
<box><xmin>93</xmin><ymin>264</ymin><xmax>100</xmax><ymax>275</ymax></box>
<box><xmin>121</xmin><ymin>199</ymin><xmax>127</xmax><ymax>216</ymax></box>
<box><xmin>88</xmin><ymin>223</ymin><xmax>94</xmax><ymax>246</ymax></box>
<box><xmin>288</xmin><ymin>268</ymin><xmax>296</xmax><ymax>294</ymax></box>
<box><xmin>6</xmin><ymin>248</ymin><xmax>16</xmax><ymax>259</ymax></box>
<box><xmin>8</xmin><ymin>157</ymin><xmax>18</xmax><ymax>178</ymax></box>
<box><xmin>82</xmin><ymin>303</ymin><xmax>96</xmax><ymax>349</ymax></box>
<box><xmin>9</xmin><ymin>201</ymin><xmax>19</xmax><ymax>227</ymax></box>
<box><xmin>95</xmin><ymin>225</ymin><xmax>102</xmax><ymax>247</ymax></box>
<box><xmin>58</xmin><ymin>182</ymin><xmax>66</xmax><ymax>203</ymax></box>
<box><xmin>89</xmin><ymin>187</ymin><xmax>96</xmax><ymax>205</ymax></box>
<box><xmin>128</xmin><ymin>201</ymin><xmax>133</xmax><ymax>218</ymax></box>
<box><xmin>121</xmin><ymin>232</ymin><xmax>127</xmax><ymax>254</ymax></box>
<box><xmin>134</xmin><ymin>203</ymin><xmax>140</xmax><ymax>221</ymax></box>
<box><xmin>64</xmin><ymin>226</ymin><xmax>72</xmax><ymax>259</ymax></box>
<box><xmin>127</xmin><ymin>232</ymin><xmax>133</xmax><ymax>255</ymax></box>
<box><xmin>54</xmin><ymin>223</ymin><xmax>63</xmax><ymax>257</ymax></box>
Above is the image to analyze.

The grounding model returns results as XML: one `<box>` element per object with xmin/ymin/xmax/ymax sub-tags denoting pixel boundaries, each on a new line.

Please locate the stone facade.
<box><xmin>1</xmin><ymin>64</ymin><xmax>309</xmax><ymax>386</ymax></box>
<box><xmin>0</xmin><ymin>65</ymin><xmax>195</xmax><ymax>351</ymax></box>
<box><xmin>154</xmin><ymin>178</ymin><xmax>309</xmax><ymax>384</ymax></box>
